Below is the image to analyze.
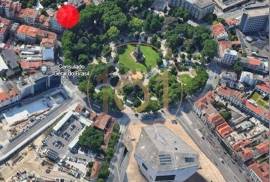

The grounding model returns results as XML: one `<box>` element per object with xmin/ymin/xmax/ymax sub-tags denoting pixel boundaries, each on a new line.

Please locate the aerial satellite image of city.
<box><xmin>0</xmin><ymin>0</ymin><xmax>269</xmax><ymax>181</ymax></box>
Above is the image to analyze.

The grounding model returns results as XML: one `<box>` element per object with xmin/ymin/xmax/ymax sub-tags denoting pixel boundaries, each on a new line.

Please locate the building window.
<box><xmin>142</xmin><ymin>163</ymin><xmax>148</xmax><ymax>171</ymax></box>
<box><xmin>155</xmin><ymin>175</ymin><xmax>175</xmax><ymax>181</ymax></box>
<box><xmin>185</xmin><ymin>157</ymin><xmax>194</xmax><ymax>162</ymax></box>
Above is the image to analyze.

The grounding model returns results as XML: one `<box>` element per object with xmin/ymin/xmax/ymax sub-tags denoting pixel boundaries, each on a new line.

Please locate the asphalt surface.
<box><xmin>0</xmin><ymin>97</ymin><xmax>76</xmax><ymax>163</ymax></box>
<box><xmin>175</xmin><ymin>101</ymin><xmax>249</xmax><ymax>182</ymax></box>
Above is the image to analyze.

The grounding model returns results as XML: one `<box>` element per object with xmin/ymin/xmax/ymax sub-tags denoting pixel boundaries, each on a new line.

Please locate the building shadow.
<box><xmin>185</xmin><ymin>172</ymin><xmax>208</xmax><ymax>182</ymax></box>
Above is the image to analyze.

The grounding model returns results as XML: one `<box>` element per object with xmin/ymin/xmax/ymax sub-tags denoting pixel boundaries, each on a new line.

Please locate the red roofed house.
<box><xmin>243</xmin><ymin>100</ymin><xmax>270</xmax><ymax>124</ymax></box>
<box><xmin>207</xmin><ymin>113</ymin><xmax>225</xmax><ymax>128</ymax></box>
<box><xmin>17</xmin><ymin>8</ymin><xmax>38</xmax><ymax>25</ymax></box>
<box><xmin>94</xmin><ymin>112</ymin><xmax>114</xmax><ymax>132</ymax></box>
<box><xmin>90</xmin><ymin>160</ymin><xmax>101</xmax><ymax>179</ymax></box>
<box><xmin>256</xmin><ymin>82</ymin><xmax>270</xmax><ymax>96</ymax></box>
<box><xmin>194</xmin><ymin>91</ymin><xmax>215</xmax><ymax>116</ymax></box>
<box><xmin>244</xmin><ymin>57</ymin><xmax>268</xmax><ymax>73</ymax></box>
<box><xmin>232</xmin><ymin>139</ymin><xmax>252</xmax><ymax>152</ymax></box>
<box><xmin>255</xmin><ymin>142</ymin><xmax>269</xmax><ymax>155</ymax></box>
<box><xmin>249</xmin><ymin>162</ymin><xmax>269</xmax><ymax>182</ymax></box>
<box><xmin>16</xmin><ymin>25</ymin><xmax>57</xmax><ymax>46</ymax></box>
<box><xmin>216</xmin><ymin>86</ymin><xmax>243</xmax><ymax>106</ymax></box>
<box><xmin>216</xmin><ymin>122</ymin><xmax>233</xmax><ymax>138</ymax></box>
<box><xmin>212</xmin><ymin>23</ymin><xmax>228</xmax><ymax>40</ymax></box>
<box><xmin>240</xmin><ymin>147</ymin><xmax>253</xmax><ymax>161</ymax></box>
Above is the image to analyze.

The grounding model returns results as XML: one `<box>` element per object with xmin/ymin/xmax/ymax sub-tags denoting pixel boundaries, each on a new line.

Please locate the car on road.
<box><xmin>219</xmin><ymin>158</ymin><xmax>224</xmax><ymax>164</ymax></box>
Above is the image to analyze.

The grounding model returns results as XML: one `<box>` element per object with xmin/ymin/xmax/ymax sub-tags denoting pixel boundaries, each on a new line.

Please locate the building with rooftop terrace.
<box><xmin>249</xmin><ymin>162</ymin><xmax>269</xmax><ymax>182</ymax></box>
<box><xmin>135</xmin><ymin>124</ymin><xmax>199</xmax><ymax>182</ymax></box>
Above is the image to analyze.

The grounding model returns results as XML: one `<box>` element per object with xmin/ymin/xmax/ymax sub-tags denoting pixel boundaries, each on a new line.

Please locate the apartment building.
<box><xmin>239</xmin><ymin>5</ymin><xmax>269</xmax><ymax>34</ymax></box>
<box><xmin>17</xmin><ymin>8</ymin><xmax>38</xmax><ymax>25</ymax></box>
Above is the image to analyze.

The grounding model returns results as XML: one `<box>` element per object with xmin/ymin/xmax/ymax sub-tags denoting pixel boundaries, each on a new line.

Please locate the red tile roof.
<box><xmin>0</xmin><ymin>87</ymin><xmax>18</xmax><ymax>102</ymax></box>
<box><xmin>17</xmin><ymin>8</ymin><xmax>37</xmax><ymax>19</ymax></box>
<box><xmin>232</xmin><ymin>139</ymin><xmax>252</xmax><ymax>152</ymax></box>
<box><xmin>218</xmin><ymin>41</ymin><xmax>232</xmax><ymax>56</ymax></box>
<box><xmin>19</xmin><ymin>60</ymin><xmax>43</xmax><ymax>70</ymax></box>
<box><xmin>256</xmin><ymin>82</ymin><xmax>270</xmax><ymax>94</ymax></box>
<box><xmin>16</xmin><ymin>25</ymin><xmax>38</xmax><ymax>37</ymax></box>
<box><xmin>16</xmin><ymin>25</ymin><xmax>57</xmax><ymax>45</ymax></box>
<box><xmin>248</xmin><ymin>57</ymin><xmax>262</xmax><ymax>66</ymax></box>
<box><xmin>195</xmin><ymin>91</ymin><xmax>214</xmax><ymax>110</ymax></box>
<box><xmin>216</xmin><ymin>122</ymin><xmax>233</xmax><ymax>138</ymax></box>
<box><xmin>207</xmin><ymin>113</ymin><xmax>225</xmax><ymax>127</ymax></box>
<box><xmin>94</xmin><ymin>113</ymin><xmax>112</xmax><ymax>131</ymax></box>
<box><xmin>216</xmin><ymin>86</ymin><xmax>243</xmax><ymax>100</ymax></box>
<box><xmin>249</xmin><ymin>162</ymin><xmax>269</xmax><ymax>182</ymax></box>
<box><xmin>241</xmin><ymin>148</ymin><xmax>253</xmax><ymax>161</ymax></box>
<box><xmin>90</xmin><ymin>160</ymin><xmax>101</xmax><ymax>178</ymax></box>
<box><xmin>212</xmin><ymin>23</ymin><xmax>226</xmax><ymax>38</ymax></box>
<box><xmin>243</xmin><ymin>100</ymin><xmax>270</xmax><ymax>121</ymax></box>
<box><xmin>255</xmin><ymin>142</ymin><xmax>269</xmax><ymax>154</ymax></box>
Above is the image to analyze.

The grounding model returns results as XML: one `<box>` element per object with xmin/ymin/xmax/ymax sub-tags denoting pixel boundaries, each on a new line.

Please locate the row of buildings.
<box><xmin>0</xmin><ymin>0</ymin><xmax>62</xmax><ymax>110</ymax></box>
<box><xmin>194</xmin><ymin>81</ymin><xmax>269</xmax><ymax>182</ymax></box>
<box><xmin>212</xmin><ymin>4</ymin><xmax>269</xmax><ymax>73</ymax></box>
<box><xmin>0</xmin><ymin>0</ymin><xmax>63</xmax><ymax>32</ymax></box>
<box><xmin>0</xmin><ymin>73</ymin><xmax>61</xmax><ymax>108</ymax></box>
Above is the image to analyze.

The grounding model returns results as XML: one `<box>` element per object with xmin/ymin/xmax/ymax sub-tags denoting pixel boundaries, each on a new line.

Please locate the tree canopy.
<box><xmin>79</xmin><ymin>127</ymin><xmax>104</xmax><ymax>152</ymax></box>
<box><xmin>201</xmin><ymin>39</ymin><xmax>218</xmax><ymax>58</ymax></box>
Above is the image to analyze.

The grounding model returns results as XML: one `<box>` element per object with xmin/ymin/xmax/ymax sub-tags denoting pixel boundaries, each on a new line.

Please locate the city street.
<box><xmin>173</xmin><ymin>101</ymin><xmax>249</xmax><ymax>182</ymax></box>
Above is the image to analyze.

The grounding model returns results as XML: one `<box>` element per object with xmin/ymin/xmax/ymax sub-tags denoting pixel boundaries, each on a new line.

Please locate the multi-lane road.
<box><xmin>174</xmin><ymin>101</ymin><xmax>249</xmax><ymax>182</ymax></box>
<box><xmin>0</xmin><ymin>97</ymin><xmax>79</xmax><ymax>163</ymax></box>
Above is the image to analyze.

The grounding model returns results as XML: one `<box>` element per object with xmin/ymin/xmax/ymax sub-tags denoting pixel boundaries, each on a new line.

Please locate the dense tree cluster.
<box><xmin>220</xmin><ymin>110</ymin><xmax>232</xmax><ymax>121</ymax></box>
<box><xmin>169</xmin><ymin>7</ymin><xmax>189</xmax><ymax>21</ymax></box>
<box><xmin>123</xmin><ymin>84</ymin><xmax>144</xmax><ymax>107</ymax></box>
<box><xmin>144</xmin><ymin>13</ymin><xmax>164</xmax><ymax>33</ymax></box>
<box><xmin>92</xmin><ymin>87</ymin><xmax>123</xmax><ymax>112</ymax></box>
<box><xmin>62</xmin><ymin>2</ymin><xmax>128</xmax><ymax>65</ymax></box>
<box><xmin>148</xmin><ymin>72</ymin><xmax>182</xmax><ymax>111</ymax></box>
<box><xmin>19</xmin><ymin>0</ymin><xmax>37</xmax><ymax>8</ymax></box>
<box><xmin>165</xmin><ymin>23</ymin><xmax>215</xmax><ymax>57</ymax></box>
<box><xmin>180</xmin><ymin>68</ymin><xmax>208</xmax><ymax>95</ymax></box>
<box><xmin>40</xmin><ymin>0</ymin><xmax>66</xmax><ymax>9</ymax></box>
<box><xmin>78</xmin><ymin>127</ymin><xmax>104</xmax><ymax>152</ymax></box>
<box><xmin>107</xmin><ymin>0</ymin><xmax>153</xmax><ymax>12</ymax></box>
<box><xmin>98</xmin><ymin>124</ymin><xmax>120</xmax><ymax>181</ymax></box>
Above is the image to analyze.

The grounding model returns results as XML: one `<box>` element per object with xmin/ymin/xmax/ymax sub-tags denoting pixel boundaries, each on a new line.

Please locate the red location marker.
<box><xmin>56</xmin><ymin>3</ymin><xmax>80</xmax><ymax>29</ymax></box>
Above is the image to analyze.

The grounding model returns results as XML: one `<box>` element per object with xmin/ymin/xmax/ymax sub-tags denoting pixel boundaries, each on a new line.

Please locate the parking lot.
<box><xmin>44</xmin><ymin>115</ymin><xmax>84</xmax><ymax>159</ymax></box>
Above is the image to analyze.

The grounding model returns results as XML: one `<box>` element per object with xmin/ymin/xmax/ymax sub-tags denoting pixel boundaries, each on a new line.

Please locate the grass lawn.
<box><xmin>250</xmin><ymin>92</ymin><xmax>269</xmax><ymax>109</ymax></box>
<box><xmin>180</xmin><ymin>74</ymin><xmax>193</xmax><ymax>84</ymax></box>
<box><xmin>118</xmin><ymin>44</ymin><xmax>159</xmax><ymax>72</ymax></box>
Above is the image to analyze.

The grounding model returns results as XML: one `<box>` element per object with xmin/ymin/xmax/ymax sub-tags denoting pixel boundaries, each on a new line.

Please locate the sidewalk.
<box><xmin>125</xmin><ymin>119</ymin><xmax>226</xmax><ymax>182</ymax></box>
